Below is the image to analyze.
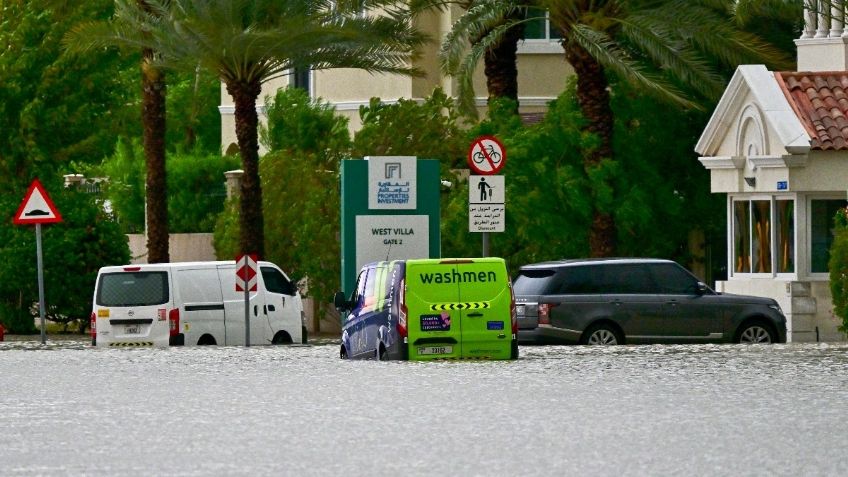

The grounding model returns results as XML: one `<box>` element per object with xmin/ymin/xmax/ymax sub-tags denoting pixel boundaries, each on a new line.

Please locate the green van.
<box><xmin>334</xmin><ymin>258</ymin><xmax>518</xmax><ymax>360</ymax></box>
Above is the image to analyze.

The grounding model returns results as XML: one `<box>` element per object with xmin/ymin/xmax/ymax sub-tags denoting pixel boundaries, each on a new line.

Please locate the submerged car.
<box><xmin>514</xmin><ymin>258</ymin><xmax>786</xmax><ymax>345</ymax></box>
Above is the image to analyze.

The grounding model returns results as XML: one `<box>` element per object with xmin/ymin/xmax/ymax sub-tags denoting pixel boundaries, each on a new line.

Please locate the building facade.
<box><xmin>219</xmin><ymin>7</ymin><xmax>570</xmax><ymax>153</ymax></box>
<box><xmin>696</xmin><ymin>2</ymin><xmax>848</xmax><ymax>342</ymax></box>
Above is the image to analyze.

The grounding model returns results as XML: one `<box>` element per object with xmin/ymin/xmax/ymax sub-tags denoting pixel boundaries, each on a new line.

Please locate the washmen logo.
<box><xmin>419</xmin><ymin>270</ymin><xmax>498</xmax><ymax>284</ymax></box>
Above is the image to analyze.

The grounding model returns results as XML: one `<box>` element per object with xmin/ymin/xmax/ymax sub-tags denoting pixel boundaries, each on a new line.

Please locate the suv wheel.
<box><xmin>737</xmin><ymin>322</ymin><xmax>775</xmax><ymax>344</ymax></box>
<box><xmin>582</xmin><ymin>323</ymin><xmax>623</xmax><ymax>345</ymax></box>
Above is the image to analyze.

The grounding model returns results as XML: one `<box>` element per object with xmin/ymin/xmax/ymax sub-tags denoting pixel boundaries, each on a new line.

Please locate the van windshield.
<box><xmin>97</xmin><ymin>272</ymin><xmax>169</xmax><ymax>306</ymax></box>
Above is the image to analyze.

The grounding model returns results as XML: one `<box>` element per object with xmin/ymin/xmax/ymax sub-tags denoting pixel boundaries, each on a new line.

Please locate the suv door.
<box><xmin>597</xmin><ymin>264</ymin><xmax>667</xmax><ymax>343</ymax></box>
<box><xmin>648</xmin><ymin>263</ymin><xmax>722</xmax><ymax>341</ymax></box>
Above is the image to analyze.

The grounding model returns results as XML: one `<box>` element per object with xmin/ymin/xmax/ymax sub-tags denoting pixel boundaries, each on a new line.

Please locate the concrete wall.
<box><xmin>127</xmin><ymin>233</ymin><xmax>217</xmax><ymax>264</ymax></box>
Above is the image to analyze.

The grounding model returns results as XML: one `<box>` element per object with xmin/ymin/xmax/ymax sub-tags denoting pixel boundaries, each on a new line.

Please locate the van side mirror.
<box><xmin>695</xmin><ymin>282</ymin><xmax>709</xmax><ymax>295</ymax></box>
<box><xmin>333</xmin><ymin>291</ymin><xmax>349</xmax><ymax>311</ymax></box>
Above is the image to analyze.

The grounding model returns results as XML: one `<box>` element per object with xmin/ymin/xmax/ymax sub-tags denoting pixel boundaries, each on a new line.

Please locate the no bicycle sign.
<box><xmin>467</xmin><ymin>135</ymin><xmax>506</xmax><ymax>175</ymax></box>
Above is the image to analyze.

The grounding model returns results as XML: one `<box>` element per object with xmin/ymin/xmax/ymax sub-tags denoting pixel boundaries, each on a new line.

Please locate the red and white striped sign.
<box><xmin>235</xmin><ymin>254</ymin><xmax>258</xmax><ymax>292</ymax></box>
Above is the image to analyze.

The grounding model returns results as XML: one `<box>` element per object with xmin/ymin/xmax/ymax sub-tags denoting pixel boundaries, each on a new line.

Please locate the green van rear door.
<box><xmin>455</xmin><ymin>258</ymin><xmax>512</xmax><ymax>360</ymax></box>
<box><xmin>405</xmin><ymin>258</ymin><xmax>512</xmax><ymax>360</ymax></box>
<box><xmin>406</xmin><ymin>259</ymin><xmax>463</xmax><ymax>360</ymax></box>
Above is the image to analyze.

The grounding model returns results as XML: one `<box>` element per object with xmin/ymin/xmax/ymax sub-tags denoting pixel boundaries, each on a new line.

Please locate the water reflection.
<box><xmin>1</xmin><ymin>341</ymin><xmax>846</xmax><ymax>476</ymax></box>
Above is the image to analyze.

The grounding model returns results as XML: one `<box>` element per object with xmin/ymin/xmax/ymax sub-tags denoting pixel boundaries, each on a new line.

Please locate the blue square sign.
<box><xmin>777</xmin><ymin>181</ymin><xmax>788</xmax><ymax>191</ymax></box>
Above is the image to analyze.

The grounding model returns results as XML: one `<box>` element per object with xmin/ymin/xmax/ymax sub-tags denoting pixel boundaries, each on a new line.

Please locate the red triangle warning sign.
<box><xmin>13</xmin><ymin>179</ymin><xmax>63</xmax><ymax>225</ymax></box>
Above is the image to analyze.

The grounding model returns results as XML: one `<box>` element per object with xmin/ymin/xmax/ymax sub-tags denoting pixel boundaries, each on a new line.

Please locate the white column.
<box><xmin>802</xmin><ymin>0</ymin><xmax>817</xmax><ymax>38</ymax></box>
<box><xmin>816</xmin><ymin>0</ymin><xmax>830</xmax><ymax>38</ymax></box>
<box><xmin>831</xmin><ymin>0</ymin><xmax>845</xmax><ymax>37</ymax></box>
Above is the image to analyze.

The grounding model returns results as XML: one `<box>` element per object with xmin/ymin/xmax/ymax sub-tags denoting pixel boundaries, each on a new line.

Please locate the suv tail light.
<box><xmin>168</xmin><ymin>308</ymin><xmax>180</xmax><ymax>336</ymax></box>
<box><xmin>538</xmin><ymin>303</ymin><xmax>554</xmax><ymax>325</ymax></box>
<box><xmin>397</xmin><ymin>278</ymin><xmax>408</xmax><ymax>339</ymax></box>
<box><xmin>90</xmin><ymin>312</ymin><xmax>96</xmax><ymax>345</ymax></box>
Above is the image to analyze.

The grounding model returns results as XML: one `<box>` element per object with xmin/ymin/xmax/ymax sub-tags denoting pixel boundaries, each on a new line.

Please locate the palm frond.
<box><xmin>570</xmin><ymin>23</ymin><xmax>700</xmax><ymax>109</ymax></box>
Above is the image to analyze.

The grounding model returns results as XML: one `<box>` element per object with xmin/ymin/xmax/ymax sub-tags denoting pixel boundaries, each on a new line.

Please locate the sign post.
<box><xmin>235</xmin><ymin>253</ymin><xmax>258</xmax><ymax>346</ymax></box>
<box><xmin>468</xmin><ymin>136</ymin><xmax>507</xmax><ymax>257</ymax></box>
<box><xmin>13</xmin><ymin>179</ymin><xmax>63</xmax><ymax>345</ymax></box>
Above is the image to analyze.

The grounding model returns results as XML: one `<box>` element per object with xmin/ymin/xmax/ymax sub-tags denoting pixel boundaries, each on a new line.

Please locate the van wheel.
<box><xmin>272</xmin><ymin>331</ymin><xmax>293</xmax><ymax>345</ymax></box>
<box><xmin>340</xmin><ymin>346</ymin><xmax>348</xmax><ymax>359</ymax></box>
<box><xmin>582</xmin><ymin>323</ymin><xmax>623</xmax><ymax>345</ymax></box>
<box><xmin>376</xmin><ymin>344</ymin><xmax>387</xmax><ymax>361</ymax></box>
<box><xmin>510</xmin><ymin>340</ymin><xmax>519</xmax><ymax>360</ymax></box>
<box><xmin>301</xmin><ymin>326</ymin><xmax>308</xmax><ymax>344</ymax></box>
<box><xmin>736</xmin><ymin>321</ymin><xmax>776</xmax><ymax>344</ymax></box>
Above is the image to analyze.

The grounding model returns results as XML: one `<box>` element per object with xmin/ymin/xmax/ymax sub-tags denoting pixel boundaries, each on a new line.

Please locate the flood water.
<box><xmin>1</xmin><ymin>340</ymin><xmax>847</xmax><ymax>476</ymax></box>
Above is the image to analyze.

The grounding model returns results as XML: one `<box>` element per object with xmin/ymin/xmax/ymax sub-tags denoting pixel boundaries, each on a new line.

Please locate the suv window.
<box><xmin>586</xmin><ymin>264</ymin><xmax>657</xmax><ymax>294</ymax></box>
<box><xmin>649</xmin><ymin>263</ymin><xmax>699</xmax><ymax>294</ymax></box>
<box><xmin>513</xmin><ymin>269</ymin><xmax>561</xmax><ymax>295</ymax></box>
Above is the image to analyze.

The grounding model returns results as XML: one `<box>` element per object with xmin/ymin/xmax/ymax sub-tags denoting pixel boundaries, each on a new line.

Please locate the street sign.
<box><xmin>235</xmin><ymin>253</ymin><xmax>258</xmax><ymax>292</ymax></box>
<box><xmin>12</xmin><ymin>179</ymin><xmax>63</xmax><ymax>345</ymax></box>
<box><xmin>469</xmin><ymin>175</ymin><xmax>505</xmax><ymax>233</ymax></box>
<box><xmin>467</xmin><ymin>135</ymin><xmax>506</xmax><ymax>175</ymax></box>
<box><xmin>13</xmin><ymin>179</ymin><xmax>63</xmax><ymax>225</ymax></box>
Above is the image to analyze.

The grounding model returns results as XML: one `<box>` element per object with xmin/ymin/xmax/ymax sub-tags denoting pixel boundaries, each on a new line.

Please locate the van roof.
<box><xmin>363</xmin><ymin>257</ymin><xmax>506</xmax><ymax>268</ymax></box>
<box><xmin>519</xmin><ymin>258</ymin><xmax>675</xmax><ymax>270</ymax></box>
<box><xmin>98</xmin><ymin>260</ymin><xmax>278</xmax><ymax>272</ymax></box>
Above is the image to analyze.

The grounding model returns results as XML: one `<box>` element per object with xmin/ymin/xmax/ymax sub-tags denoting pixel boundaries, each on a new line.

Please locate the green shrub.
<box><xmin>99</xmin><ymin>139</ymin><xmax>238</xmax><ymax>233</ymax></box>
<box><xmin>829</xmin><ymin>207</ymin><xmax>848</xmax><ymax>335</ymax></box>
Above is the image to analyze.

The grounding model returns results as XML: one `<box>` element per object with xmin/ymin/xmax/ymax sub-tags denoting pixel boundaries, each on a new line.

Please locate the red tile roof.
<box><xmin>776</xmin><ymin>71</ymin><xmax>848</xmax><ymax>150</ymax></box>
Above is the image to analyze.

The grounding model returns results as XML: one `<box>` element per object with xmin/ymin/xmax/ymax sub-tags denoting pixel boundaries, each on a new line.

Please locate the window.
<box><xmin>523</xmin><ymin>8</ymin><xmax>562</xmax><ymax>41</ymax></box>
<box><xmin>97</xmin><ymin>272</ymin><xmax>169</xmax><ymax>307</ymax></box>
<box><xmin>513</xmin><ymin>269</ymin><xmax>560</xmax><ymax>295</ymax></box>
<box><xmin>649</xmin><ymin>264</ymin><xmax>699</xmax><ymax>295</ymax></box>
<box><xmin>293</xmin><ymin>66</ymin><xmax>310</xmax><ymax>93</ymax></box>
<box><xmin>261</xmin><ymin>267</ymin><xmax>294</xmax><ymax>296</ymax></box>
<box><xmin>732</xmin><ymin>198</ymin><xmax>795</xmax><ymax>275</ymax></box>
<box><xmin>810</xmin><ymin>199</ymin><xmax>846</xmax><ymax>273</ymax></box>
<box><xmin>775</xmin><ymin>200</ymin><xmax>795</xmax><ymax>273</ymax></box>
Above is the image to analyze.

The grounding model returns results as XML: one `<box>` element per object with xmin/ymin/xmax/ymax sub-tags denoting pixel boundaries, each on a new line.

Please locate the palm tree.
<box><xmin>460</xmin><ymin>0</ymin><xmax>524</xmax><ymax>112</ymax></box>
<box><xmin>70</xmin><ymin>0</ymin><xmax>426</xmax><ymax>258</ymax></box>
<box><xmin>65</xmin><ymin>0</ymin><xmax>170</xmax><ymax>263</ymax></box>
<box><xmin>442</xmin><ymin>0</ymin><xmax>792</xmax><ymax>257</ymax></box>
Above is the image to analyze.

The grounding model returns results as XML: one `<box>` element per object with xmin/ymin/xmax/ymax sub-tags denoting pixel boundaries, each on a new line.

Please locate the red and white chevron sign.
<box><xmin>235</xmin><ymin>254</ymin><xmax>258</xmax><ymax>292</ymax></box>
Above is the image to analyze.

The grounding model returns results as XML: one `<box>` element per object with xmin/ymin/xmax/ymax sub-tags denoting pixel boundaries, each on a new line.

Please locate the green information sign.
<box><xmin>340</xmin><ymin>157</ymin><xmax>441</xmax><ymax>296</ymax></box>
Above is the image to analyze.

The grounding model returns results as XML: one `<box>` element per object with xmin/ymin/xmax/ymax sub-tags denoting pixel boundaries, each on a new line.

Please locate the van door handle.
<box><xmin>467</xmin><ymin>312</ymin><xmax>483</xmax><ymax>317</ymax></box>
<box><xmin>253</xmin><ymin>305</ymin><xmax>258</xmax><ymax>316</ymax></box>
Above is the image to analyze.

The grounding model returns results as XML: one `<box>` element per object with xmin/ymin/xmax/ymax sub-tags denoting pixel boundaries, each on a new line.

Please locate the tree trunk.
<box><xmin>565</xmin><ymin>43</ymin><xmax>616</xmax><ymax>257</ymax></box>
<box><xmin>226</xmin><ymin>80</ymin><xmax>265</xmax><ymax>259</ymax></box>
<box><xmin>142</xmin><ymin>48</ymin><xmax>169</xmax><ymax>264</ymax></box>
<box><xmin>483</xmin><ymin>12</ymin><xmax>524</xmax><ymax>112</ymax></box>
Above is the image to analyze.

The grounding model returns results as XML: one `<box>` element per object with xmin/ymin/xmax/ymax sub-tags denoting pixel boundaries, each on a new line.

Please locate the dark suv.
<box><xmin>514</xmin><ymin>258</ymin><xmax>786</xmax><ymax>345</ymax></box>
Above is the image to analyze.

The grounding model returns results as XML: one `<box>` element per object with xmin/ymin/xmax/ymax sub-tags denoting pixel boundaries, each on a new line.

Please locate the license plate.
<box><xmin>125</xmin><ymin>324</ymin><xmax>140</xmax><ymax>335</ymax></box>
<box><xmin>516</xmin><ymin>305</ymin><xmax>525</xmax><ymax>317</ymax></box>
<box><xmin>417</xmin><ymin>346</ymin><xmax>452</xmax><ymax>355</ymax></box>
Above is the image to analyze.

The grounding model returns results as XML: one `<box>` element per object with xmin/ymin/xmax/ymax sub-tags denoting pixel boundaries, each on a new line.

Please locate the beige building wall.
<box><xmin>220</xmin><ymin>8</ymin><xmax>569</xmax><ymax>152</ymax></box>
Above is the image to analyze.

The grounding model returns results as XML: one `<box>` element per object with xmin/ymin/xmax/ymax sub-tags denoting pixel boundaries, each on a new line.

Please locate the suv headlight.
<box><xmin>768</xmin><ymin>304</ymin><xmax>784</xmax><ymax>315</ymax></box>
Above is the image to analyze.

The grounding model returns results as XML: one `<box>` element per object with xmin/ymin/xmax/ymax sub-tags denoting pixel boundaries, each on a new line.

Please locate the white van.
<box><xmin>91</xmin><ymin>261</ymin><xmax>306</xmax><ymax>347</ymax></box>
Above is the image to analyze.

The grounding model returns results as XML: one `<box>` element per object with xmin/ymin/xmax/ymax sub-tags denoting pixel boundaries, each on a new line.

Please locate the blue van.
<box><xmin>334</xmin><ymin>258</ymin><xmax>518</xmax><ymax>361</ymax></box>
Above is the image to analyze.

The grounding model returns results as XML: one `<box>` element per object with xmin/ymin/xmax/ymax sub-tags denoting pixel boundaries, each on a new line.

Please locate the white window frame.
<box><xmin>806</xmin><ymin>194</ymin><xmax>846</xmax><ymax>281</ymax></box>
<box><xmin>729</xmin><ymin>194</ymin><xmax>798</xmax><ymax>280</ymax></box>
<box><xmin>518</xmin><ymin>9</ymin><xmax>561</xmax><ymax>54</ymax></box>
